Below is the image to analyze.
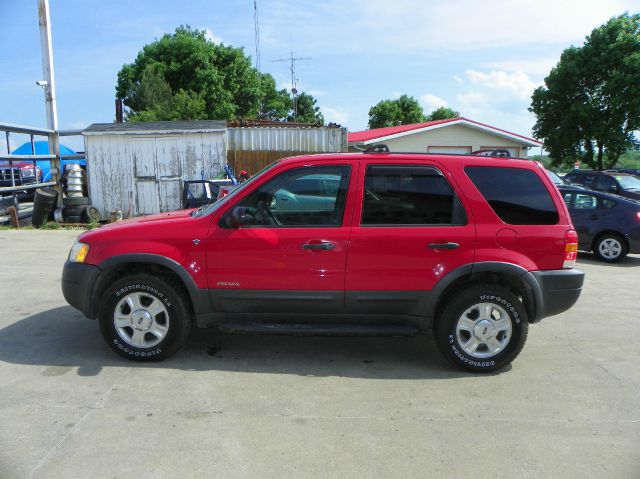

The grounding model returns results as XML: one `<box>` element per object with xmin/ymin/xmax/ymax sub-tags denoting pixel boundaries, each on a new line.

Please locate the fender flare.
<box><xmin>95</xmin><ymin>254</ymin><xmax>211</xmax><ymax>315</ymax></box>
<box><xmin>427</xmin><ymin>262</ymin><xmax>543</xmax><ymax>322</ymax></box>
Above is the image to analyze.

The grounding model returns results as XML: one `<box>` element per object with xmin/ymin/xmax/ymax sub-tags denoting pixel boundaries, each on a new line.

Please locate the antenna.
<box><xmin>272</xmin><ymin>50</ymin><xmax>311</xmax><ymax>121</ymax></box>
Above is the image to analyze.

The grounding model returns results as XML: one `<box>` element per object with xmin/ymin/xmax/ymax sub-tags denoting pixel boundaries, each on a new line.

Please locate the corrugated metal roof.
<box><xmin>82</xmin><ymin>120</ymin><xmax>227</xmax><ymax>135</ymax></box>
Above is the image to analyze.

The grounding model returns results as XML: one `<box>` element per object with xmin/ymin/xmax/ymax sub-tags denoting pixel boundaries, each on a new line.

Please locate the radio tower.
<box><xmin>253</xmin><ymin>0</ymin><xmax>261</xmax><ymax>72</ymax></box>
<box><xmin>272</xmin><ymin>49</ymin><xmax>311</xmax><ymax>122</ymax></box>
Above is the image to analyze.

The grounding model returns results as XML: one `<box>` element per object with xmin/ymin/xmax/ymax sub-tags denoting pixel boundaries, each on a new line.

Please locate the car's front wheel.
<box><xmin>98</xmin><ymin>274</ymin><xmax>192</xmax><ymax>361</ymax></box>
<box><xmin>435</xmin><ymin>285</ymin><xmax>528</xmax><ymax>373</ymax></box>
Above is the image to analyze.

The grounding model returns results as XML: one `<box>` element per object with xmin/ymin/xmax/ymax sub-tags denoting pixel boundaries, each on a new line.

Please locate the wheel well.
<box><xmin>92</xmin><ymin>262</ymin><xmax>192</xmax><ymax>317</ymax></box>
<box><xmin>591</xmin><ymin>230</ymin><xmax>628</xmax><ymax>252</ymax></box>
<box><xmin>433</xmin><ymin>271</ymin><xmax>536</xmax><ymax>324</ymax></box>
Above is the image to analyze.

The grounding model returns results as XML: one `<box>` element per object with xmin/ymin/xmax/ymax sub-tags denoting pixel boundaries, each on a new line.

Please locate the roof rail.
<box><xmin>364</xmin><ymin>144</ymin><xmax>390</xmax><ymax>153</ymax></box>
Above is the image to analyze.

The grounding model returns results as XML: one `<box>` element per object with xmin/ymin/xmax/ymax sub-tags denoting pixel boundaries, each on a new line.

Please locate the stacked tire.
<box><xmin>62</xmin><ymin>196</ymin><xmax>100</xmax><ymax>223</ymax></box>
<box><xmin>32</xmin><ymin>187</ymin><xmax>59</xmax><ymax>228</ymax></box>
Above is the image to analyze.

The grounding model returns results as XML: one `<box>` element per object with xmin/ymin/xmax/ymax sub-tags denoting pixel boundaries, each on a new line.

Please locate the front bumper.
<box><xmin>529</xmin><ymin>268</ymin><xmax>585</xmax><ymax>321</ymax></box>
<box><xmin>61</xmin><ymin>261</ymin><xmax>102</xmax><ymax>318</ymax></box>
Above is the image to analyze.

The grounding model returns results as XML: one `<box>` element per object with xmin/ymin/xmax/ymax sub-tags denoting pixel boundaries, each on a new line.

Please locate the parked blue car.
<box><xmin>11</xmin><ymin>141</ymin><xmax>85</xmax><ymax>182</ymax></box>
<box><xmin>559</xmin><ymin>185</ymin><xmax>640</xmax><ymax>262</ymax></box>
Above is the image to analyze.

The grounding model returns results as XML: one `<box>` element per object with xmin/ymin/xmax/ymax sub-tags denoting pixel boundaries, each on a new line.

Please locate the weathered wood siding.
<box><xmin>85</xmin><ymin>132</ymin><xmax>225</xmax><ymax>218</ymax></box>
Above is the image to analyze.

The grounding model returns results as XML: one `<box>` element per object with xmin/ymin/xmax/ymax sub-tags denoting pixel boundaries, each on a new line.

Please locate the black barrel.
<box><xmin>32</xmin><ymin>187</ymin><xmax>59</xmax><ymax>228</ymax></box>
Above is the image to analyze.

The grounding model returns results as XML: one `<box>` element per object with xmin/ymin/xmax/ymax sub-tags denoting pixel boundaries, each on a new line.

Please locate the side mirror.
<box><xmin>230</xmin><ymin>206</ymin><xmax>253</xmax><ymax>227</ymax></box>
<box><xmin>608</xmin><ymin>185</ymin><xmax>618</xmax><ymax>193</ymax></box>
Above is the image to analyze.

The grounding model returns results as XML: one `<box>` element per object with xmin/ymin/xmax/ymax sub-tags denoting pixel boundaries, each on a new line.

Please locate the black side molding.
<box><xmin>218</xmin><ymin>322</ymin><xmax>418</xmax><ymax>337</ymax></box>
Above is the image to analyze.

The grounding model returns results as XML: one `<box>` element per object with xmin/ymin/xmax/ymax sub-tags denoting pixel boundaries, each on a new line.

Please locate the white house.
<box><xmin>348</xmin><ymin>117</ymin><xmax>541</xmax><ymax>157</ymax></box>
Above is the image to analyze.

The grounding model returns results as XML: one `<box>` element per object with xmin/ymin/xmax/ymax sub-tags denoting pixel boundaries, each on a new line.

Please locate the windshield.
<box><xmin>190</xmin><ymin>162</ymin><xmax>280</xmax><ymax>217</ymax></box>
<box><xmin>614</xmin><ymin>175</ymin><xmax>640</xmax><ymax>190</ymax></box>
<box><xmin>546</xmin><ymin>170</ymin><xmax>564</xmax><ymax>186</ymax></box>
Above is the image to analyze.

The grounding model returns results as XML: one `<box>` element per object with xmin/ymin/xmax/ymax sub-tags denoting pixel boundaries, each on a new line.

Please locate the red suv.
<box><xmin>62</xmin><ymin>152</ymin><xmax>584</xmax><ymax>372</ymax></box>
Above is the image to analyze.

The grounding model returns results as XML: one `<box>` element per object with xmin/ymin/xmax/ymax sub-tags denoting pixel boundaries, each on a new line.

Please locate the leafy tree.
<box><xmin>289</xmin><ymin>92</ymin><xmax>324</xmax><ymax>124</ymax></box>
<box><xmin>426</xmin><ymin>106</ymin><xmax>460</xmax><ymax>121</ymax></box>
<box><xmin>530</xmin><ymin>13</ymin><xmax>640</xmax><ymax>170</ymax></box>
<box><xmin>126</xmin><ymin>64</ymin><xmax>207</xmax><ymax>122</ymax></box>
<box><xmin>368</xmin><ymin>95</ymin><xmax>425</xmax><ymax>128</ymax></box>
<box><xmin>258</xmin><ymin>73</ymin><xmax>292</xmax><ymax>121</ymax></box>
<box><xmin>117</xmin><ymin>26</ymin><xmax>319</xmax><ymax>123</ymax></box>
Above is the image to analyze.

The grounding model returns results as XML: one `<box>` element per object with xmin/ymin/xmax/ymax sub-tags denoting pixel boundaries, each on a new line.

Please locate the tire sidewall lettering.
<box><xmin>448</xmin><ymin>293</ymin><xmax>522</xmax><ymax>368</ymax></box>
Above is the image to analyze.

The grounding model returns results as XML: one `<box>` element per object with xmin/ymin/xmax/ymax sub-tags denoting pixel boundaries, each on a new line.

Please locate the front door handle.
<box><xmin>589</xmin><ymin>214</ymin><xmax>600</xmax><ymax>220</ymax></box>
<box><xmin>302</xmin><ymin>240</ymin><xmax>336</xmax><ymax>251</ymax></box>
<box><xmin>428</xmin><ymin>242</ymin><xmax>460</xmax><ymax>250</ymax></box>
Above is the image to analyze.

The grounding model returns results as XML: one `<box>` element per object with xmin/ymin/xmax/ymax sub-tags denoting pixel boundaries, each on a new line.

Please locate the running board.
<box><xmin>218</xmin><ymin>322</ymin><xmax>418</xmax><ymax>337</ymax></box>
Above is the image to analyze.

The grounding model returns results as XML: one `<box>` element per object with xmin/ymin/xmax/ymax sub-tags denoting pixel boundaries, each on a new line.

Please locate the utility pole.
<box><xmin>37</xmin><ymin>0</ymin><xmax>61</xmax><ymax>200</ymax></box>
<box><xmin>272</xmin><ymin>50</ymin><xmax>310</xmax><ymax>122</ymax></box>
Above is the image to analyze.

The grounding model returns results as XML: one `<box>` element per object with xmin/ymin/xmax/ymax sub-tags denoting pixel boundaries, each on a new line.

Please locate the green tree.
<box><xmin>117</xmin><ymin>26</ymin><xmax>314</xmax><ymax>122</ymax></box>
<box><xmin>426</xmin><ymin>106</ymin><xmax>460</xmax><ymax>121</ymax></box>
<box><xmin>289</xmin><ymin>92</ymin><xmax>324</xmax><ymax>124</ymax></box>
<box><xmin>368</xmin><ymin>95</ymin><xmax>425</xmax><ymax>128</ymax></box>
<box><xmin>530</xmin><ymin>13</ymin><xmax>640</xmax><ymax>170</ymax></box>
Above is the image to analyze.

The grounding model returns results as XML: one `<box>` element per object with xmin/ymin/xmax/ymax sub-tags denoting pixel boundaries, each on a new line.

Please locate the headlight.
<box><xmin>69</xmin><ymin>240</ymin><xmax>90</xmax><ymax>263</ymax></box>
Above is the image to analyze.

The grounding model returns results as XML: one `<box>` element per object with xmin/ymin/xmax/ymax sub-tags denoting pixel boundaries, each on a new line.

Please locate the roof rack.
<box><xmin>364</xmin><ymin>144</ymin><xmax>390</xmax><ymax>153</ymax></box>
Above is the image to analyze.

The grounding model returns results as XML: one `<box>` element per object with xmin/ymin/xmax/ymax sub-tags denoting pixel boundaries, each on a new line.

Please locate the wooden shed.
<box><xmin>82</xmin><ymin>121</ymin><xmax>226</xmax><ymax>218</ymax></box>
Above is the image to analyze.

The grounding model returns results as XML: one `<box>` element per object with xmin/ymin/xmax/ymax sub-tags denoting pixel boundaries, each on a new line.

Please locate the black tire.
<box><xmin>32</xmin><ymin>187</ymin><xmax>58</xmax><ymax>228</ymax></box>
<box><xmin>98</xmin><ymin>274</ymin><xmax>192</xmax><ymax>361</ymax></box>
<box><xmin>63</xmin><ymin>196</ymin><xmax>89</xmax><ymax>207</ymax></box>
<box><xmin>434</xmin><ymin>285</ymin><xmax>528</xmax><ymax>373</ymax></box>
<box><xmin>63</xmin><ymin>215</ymin><xmax>83</xmax><ymax>223</ymax></box>
<box><xmin>593</xmin><ymin>233</ymin><xmax>628</xmax><ymax>263</ymax></box>
<box><xmin>62</xmin><ymin>205</ymin><xmax>85</xmax><ymax>217</ymax></box>
<box><xmin>82</xmin><ymin>205</ymin><xmax>100</xmax><ymax>223</ymax></box>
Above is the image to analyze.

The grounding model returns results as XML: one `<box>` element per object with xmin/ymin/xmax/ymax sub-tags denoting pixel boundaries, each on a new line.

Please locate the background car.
<box><xmin>606</xmin><ymin>167</ymin><xmax>640</xmax><ymax>177</ymax></box>
<box><xmin>563</xmin><ymin>170</ymin><xmax>640</xmax><ymax>200</ymax></box>
<box><xmin>559</xmin><ymin>185</ymin><xmax>640</xmax><ymax>262</ymax></box>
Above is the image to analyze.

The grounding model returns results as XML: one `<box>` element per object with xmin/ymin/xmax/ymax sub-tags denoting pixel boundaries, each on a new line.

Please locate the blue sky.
<box><xmin>1</xmin><ymin>0</ymin><xmax>639</xmax><ymax>152</ymax></box>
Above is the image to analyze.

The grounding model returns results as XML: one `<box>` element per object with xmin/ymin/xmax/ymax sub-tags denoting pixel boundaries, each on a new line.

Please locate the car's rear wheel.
<box><xmin>594</xmin><ymin>233</ymin><xmax>627</xmax><ymax>263</ymax></box>
<box><xmin>98</xmin><ymin>274</ymin><xmax>192</xmax><ymax>361</ymax></box>
<box><xmin>435</xmin><ymin>285</ymin><xmax>528</xmax><ymax>373</ymax></box>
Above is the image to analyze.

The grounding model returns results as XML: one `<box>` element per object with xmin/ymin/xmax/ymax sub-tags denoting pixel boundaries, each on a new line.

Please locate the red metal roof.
<box><xmin>348</xmin><ymin>117</ymin><xmax>541</xmax><ymax>145</ymax></box>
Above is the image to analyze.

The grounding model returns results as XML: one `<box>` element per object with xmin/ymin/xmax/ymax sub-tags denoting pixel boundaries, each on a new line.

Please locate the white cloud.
<box><xmin>453</xmin><ymin>69</ymin><xmax>540</xmax><ymax>138</ymax></box>
<box><xmin>203</xmin><ymin>28</ymin><xmax>223</xmax><ymax>44</ymax></box>
<box><xmin>352</xmin><ymin>0</ymin><xmax>633</xmax><ymax>51</ymax></box>
<box><xmin>320</xmin><ymin>106</ymin><xmax>350</xmax><ymax>126</ymax></box>
<box><xmin>453</xmin><ymin>75</ymin><xmax>464</xmax><ymax>86</ymax></box>
<box><xmin>483</xmin><ymin>58</ymin><xmax>560</xmax><ymax>77</ymax></box>
<box><xmin>420</xmin><ymin>93</ymin><xmax>448</xmax><ymax>113</ymax></box>
<box><xmin>390</xmin><ymin>91</ymin><xmax>402</xmax><ymax>99</ymax></box>
<box><xmin>464</xmin><ymin>70</ymin><xmax>539</xmax><ymax>101</ymax></box>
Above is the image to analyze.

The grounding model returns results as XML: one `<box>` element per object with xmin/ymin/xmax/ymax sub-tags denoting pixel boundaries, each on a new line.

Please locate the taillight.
<box><xmin>636</xmin><ymin>211</ymin><xmax>640</xmax><ymax>221</ymax></box>
<box><xmin>563</xmin><ymin>229</ymin><xmax>578</xmax><ymax>269</ymax></box>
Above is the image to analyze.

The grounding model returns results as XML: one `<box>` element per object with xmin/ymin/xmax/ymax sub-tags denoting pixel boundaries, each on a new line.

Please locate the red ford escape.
<box><xmin>62</xmin><ymin>150</ymin><xmax>584</xmax><ymax>372</ymax></box>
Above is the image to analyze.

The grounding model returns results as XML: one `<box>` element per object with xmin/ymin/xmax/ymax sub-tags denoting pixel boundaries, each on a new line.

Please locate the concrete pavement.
<box><xmin>0</xmin><ymin>229</ymin><xmax>638</xmax><ymax>478</ymax></box>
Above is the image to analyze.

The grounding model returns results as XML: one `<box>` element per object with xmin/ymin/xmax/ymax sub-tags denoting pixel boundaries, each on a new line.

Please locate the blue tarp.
<box><xmin>11</xmin><ymin>141</ymin><xmax>86</xmax><ymax>182</ymax></box>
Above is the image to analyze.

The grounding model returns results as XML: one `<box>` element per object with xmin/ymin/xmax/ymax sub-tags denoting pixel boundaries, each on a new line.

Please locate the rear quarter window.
<box><xmin>465</xmin><ymin>166</ymin><xmax>559</xmax><ymax>225</ymax></box>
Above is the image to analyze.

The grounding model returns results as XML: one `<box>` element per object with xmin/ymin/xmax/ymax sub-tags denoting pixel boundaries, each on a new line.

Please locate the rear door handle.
<box><xmin>302</xmin><ymin>240</ymin><xmax>336</xmax><ymax>250</ymax></box>
<box><xmin>589</xmin><ymin>215</ymin><xmax>600</xmax><ymax>220</ymax></box>
<box><xmin>428</xmin><ymin>242</ymin><xmax>460</xmax><ymax>250</ymax></box>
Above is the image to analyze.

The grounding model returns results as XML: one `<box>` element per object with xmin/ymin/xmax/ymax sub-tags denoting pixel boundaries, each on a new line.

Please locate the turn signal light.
<box><xmin>563</xmin><ymin>229</ymin><xmax>578</xmax><ymax>269</ymax></box>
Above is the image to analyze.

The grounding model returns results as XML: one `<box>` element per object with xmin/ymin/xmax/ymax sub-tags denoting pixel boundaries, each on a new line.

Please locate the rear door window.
<box><xmin>361</xmin><ymin>165</ymin><xmax>466</xmax><ymax>225</ymax></box>
<box><xmin>466</xmin><ymin>166</ymin><xmax>559</xmax><ymax>225</ymax></box>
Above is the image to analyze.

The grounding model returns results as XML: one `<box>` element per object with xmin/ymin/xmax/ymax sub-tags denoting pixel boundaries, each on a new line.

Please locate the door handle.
<box><xmin>302</xmin><ymin>240</ymin><xmax>336</xmax><ymax>250</ymax></box>
<box><xmin>589</xmin><ymin>214</ymin><xmax>600</xmax><ymax>220</ymax></box>
<box><xmin>428</xmin><ymin>242</ymin><xmax>460</xmax><ymax>250</ymax></box>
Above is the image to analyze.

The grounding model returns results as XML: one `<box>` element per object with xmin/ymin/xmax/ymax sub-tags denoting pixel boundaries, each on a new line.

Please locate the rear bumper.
<box><xmin>529</xmin><ymin>268</ymin><xmax>584</xmax><ymax>322</ymax></box>
<box><xmin>61</xmin><ymin>261</ymin><xmax>102</xmax><ymax>318</ymax></box>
